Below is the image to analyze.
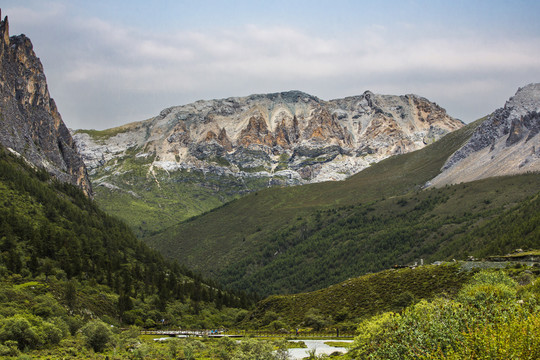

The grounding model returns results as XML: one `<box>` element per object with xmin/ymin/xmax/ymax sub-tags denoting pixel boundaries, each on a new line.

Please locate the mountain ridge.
<box><xmin>75</xmin><ymin>89</ymin><xmax>462</xmax><ymax>184</ymax></box>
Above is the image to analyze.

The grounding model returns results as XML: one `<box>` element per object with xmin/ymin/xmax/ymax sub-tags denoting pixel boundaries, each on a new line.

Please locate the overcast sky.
<box><xmin>3</xmin><ymin>0</ymin><xmax>540</xmax><ymax>129</ymax></box>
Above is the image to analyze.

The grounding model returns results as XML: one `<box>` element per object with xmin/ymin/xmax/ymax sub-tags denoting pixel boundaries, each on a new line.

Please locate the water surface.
<box><xmin>288</xmin><ymin>339</ymin><xmax>353</xmax><ymax>359</ymax></box>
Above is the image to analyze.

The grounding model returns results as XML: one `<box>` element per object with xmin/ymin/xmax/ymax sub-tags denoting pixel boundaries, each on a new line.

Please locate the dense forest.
<box><xmin>0</xmin><ymin>145</ymin><xmax>256</xmax><ymax>353</ymax></box>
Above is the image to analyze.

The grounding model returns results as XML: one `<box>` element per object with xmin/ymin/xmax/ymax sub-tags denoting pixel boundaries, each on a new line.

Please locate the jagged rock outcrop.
<box><xmin>74</xmin><ymin>90</ymin><xmax>463</xmax><ymax>186</ymax></box>
<box><xmin>0</xmin><ymin>11</ymin><xmax>91</xmax><ymax>196</ymax></box>
<box><xmin>429</xmin><ymin>83</ymin><xmax>540</xmax><ymax>187</ymax></box>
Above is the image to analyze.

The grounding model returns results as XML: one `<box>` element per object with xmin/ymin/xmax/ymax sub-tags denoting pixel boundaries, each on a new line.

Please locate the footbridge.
<box><xmin>141</xmin><ymin>330</ymin><xmax>243</xmax><ymax>338</ymax></box>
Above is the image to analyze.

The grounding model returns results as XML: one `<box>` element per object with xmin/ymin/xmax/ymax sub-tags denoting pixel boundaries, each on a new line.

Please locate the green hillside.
<box><xmin>346</xmin><ymin>268</ymin><xmax>540</xmax><ymax>359</ymax></box>
<box><xmin>244</xmin><ymin>263</ymin><xmax>472</xmax><ymax>330</ymax></box>
<box><xmin>146</xmin><ymin>118</ymin><xmax>540</xmax><ymax>296</ymax></box>
<box><xmin>245</xmin><ymin>263</ymin><xmax>540</xmax><ymax>358</ymax></box>
<box><xmin>222</xmin><ymin>175</ymin><xmax>540</xmax><ymax>295</ymax></box>
<box><xmin>91</xmin><ymin>159</ymin><xmax>270</xmax><ymax>238</ymax></box>
<box><xmin>0</xmin><ymin>145</ymin><xmax>254</xmax><ymax>352</ymax></box>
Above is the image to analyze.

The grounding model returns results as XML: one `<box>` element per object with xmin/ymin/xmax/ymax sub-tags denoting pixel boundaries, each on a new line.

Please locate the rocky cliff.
<box><xmin>0</xmin><ymin>11</ymin><xmax>91</xmax><ymax>196</ymax></box>
<box><xmin>73</xmin><ymin>89</ymin><xmax>462</xmax><ymax>235</ymax></box>
<box><xmin>429</xmin><ymin>83</ymin><xmax>540</xmax><ymax>187</ymax></box>
<box><xmin>75</xmin><ymin>90</ymin><xmax>462</xmax><ymax>183</ymax></box>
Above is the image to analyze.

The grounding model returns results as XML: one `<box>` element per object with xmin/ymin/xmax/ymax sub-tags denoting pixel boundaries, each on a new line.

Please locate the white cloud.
<box><xmin>3</xmin><ymin>2</ymin><xmax>67</xmax><ymax>24</ymax></box>
<box><xmin>5</xmin><ymin>3</ymin><xmax>540</xmax><ymax>129</ymax></box>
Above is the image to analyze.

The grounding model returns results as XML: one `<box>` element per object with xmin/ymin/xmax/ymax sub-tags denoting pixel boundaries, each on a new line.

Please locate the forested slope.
<box><xmin>0</xmin><ymin>145</ymin><xmax>254</xmax><ymax>351</ymax></box>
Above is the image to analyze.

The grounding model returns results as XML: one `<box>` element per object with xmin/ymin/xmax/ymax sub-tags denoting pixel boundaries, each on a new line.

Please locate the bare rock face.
<box><xmin>0</xmin><ymin>12</ymin><xmax>91</xmax><ymax>196</ymax></box>
<box><xmin>74</xmin><ymin>90</ymin><xmax>463</xmax><ymax>187</ymax></box>
<box><xmin>430</xmin><ymin>83</ymin><xmax>540</xmax><ymax>187</ymax></box>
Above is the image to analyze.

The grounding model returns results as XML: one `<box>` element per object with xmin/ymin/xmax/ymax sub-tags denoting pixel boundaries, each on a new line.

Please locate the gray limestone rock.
<box><xmin>74</xmin><ymin>88</ymin><xmax>464</xmax><ymax>192</ymax></box>
<box><xmin>0</xmin><ymin>14</ymin><xmax>91</xmax><ymax>196</ymax></box>
<box><xmin>430</xmin><ymin>83</ymin><xmax>540</xmax><ymax>187</ymax></box>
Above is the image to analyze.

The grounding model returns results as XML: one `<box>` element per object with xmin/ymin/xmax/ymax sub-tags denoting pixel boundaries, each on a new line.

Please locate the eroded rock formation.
<box><xmin>75</xmin><ymin>90</ymin><xmax>463</xmax><ymax>186</ymax></box>
<box><xmin>0</xmin><ymin>11</ymin><xmax>91</xmax><ymax>196</ymax></box>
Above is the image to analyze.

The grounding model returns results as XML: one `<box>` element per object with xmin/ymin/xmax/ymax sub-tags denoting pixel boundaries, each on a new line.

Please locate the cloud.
<box><xmin>3</xmin><ymin>2</ymin><xmax>67</xmax><ymax>24</ymax></box>
<box><xmin>5</xmin><ymin>3</ymin><xmax>540</xmax><ymax>129</ymax></box>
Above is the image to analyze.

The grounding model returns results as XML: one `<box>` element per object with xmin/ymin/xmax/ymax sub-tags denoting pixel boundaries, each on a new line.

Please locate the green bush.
<box><xmin>0</xmin><ymin>315</ymin><xmax>40</xmax><ymax>350</ymax></box>
<box><xmin>80</xmin><ymin>320</ymin><xmax>113</xmax><ymax>352</ymax></box>
<box><xmin>349</xmin><ymin>270</ymin><xmax>538</xmax><ymax>359</ymax></box>
<box><xmin>353</xmin><ymin>311</ymin><xmax>398</xmax><ymax>357</ymax></box>
<box><xmin>39</xmin><ymin>320</ymin><xmax>64</xmax><ymax>345</ymax></box>
<box><xmin>446</xmin><ymin>312</ymin><xmax>540</xmax><ymax>359</ymax></box>
<box><xmin>31</xmin><ymin>294</ymin><xmax>65</xmax><ymax>318</ymax></box>
<box><xmin>64</xmin><ymin>315</ymin><xmax>84</xmax><ymax>336</ymax></box>
<box><xmin>231</xmin><ymin>338</ymin><xmax>275</xmax><ymax>360</ymax></box>
<box><xmin>0</xmin><ymin>340</ymin><xmax>19</xmax><ymax>356</ymax></box>
<box><xmin>303</xmin><ymin>308</ymin><xmax>332</xmax><ymax>331</ymax></box>
<box><xmin>458</xmin><ymin>270</ymin><xmax>518</xmax><ymax>306</ymax></box>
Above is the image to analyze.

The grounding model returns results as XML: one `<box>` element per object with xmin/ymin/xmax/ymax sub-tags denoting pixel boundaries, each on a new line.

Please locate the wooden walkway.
<box><xmin>142</xmin><ymin>329</ymin><xmax>355</xmax><ymax>339</ymax></box>
<box><xmin>141</xmin><ymin>330</ymin><xmax>242</xmax><ymax>338</ymax></box>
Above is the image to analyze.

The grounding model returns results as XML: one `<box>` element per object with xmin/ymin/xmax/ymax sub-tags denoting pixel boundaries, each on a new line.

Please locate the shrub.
<box><xmin>0</xmin><ymin>315</ymin><xmax>40</xmax><ymax>350</ymax></box>
<box><xmin>446</xmin><ymin>312</ymin><xmax>540</xmax><ymax>359</ymax></box>
<box><xmin>80</xmin><ymin>320</ymin><xmax>113</xmax><ymax>352</ymax></box>
<box><xmin>231</xmin><ymin>338</ymin><xmax>275</xmax><ymax>360</ymax></box>
<box><xmin>31</xmin><ymin>294</ymin><xmax>64</xmax><ymax>318</ymax></box>
<box><xmin>39</xmin><ymin>320</ymin><xmax>64</xmax><ymax>345</ymax></box>
<box><xmin>0</xmin><ymin>340</ymin><xmax>19</xmax><ymax>356</ymax></box>
<box><xmin>303</xmin><ymin>308</ymin><xmax>331</xmax><ymax>331</ymax></box>
<box><xmin>349</xmin><ymin>270</ymin><xmax>538</xmax><ymax>359</ymax></box>
<box><xmin>352</xmin><ymin>312</ymin><xmax>398</xmax><ymax>357</ymax></box>
<box><xmin>458</xmin><ymin>271</ymin><xmax>518</xmax><ymax>307</ymax></box>
<box><xmin>269</xmin><ymin>319</ymin><xmax>288</xmax><ymax>331</ymax></box>
<box><xmin>183</xmin><ymin>343</ymin><xmax>195</xmax><ymax>360</ymax></box>
<box><xmin>64</xmin><ymin>315</ymin><xmax>84</xmax><ymax>336</ymax></box>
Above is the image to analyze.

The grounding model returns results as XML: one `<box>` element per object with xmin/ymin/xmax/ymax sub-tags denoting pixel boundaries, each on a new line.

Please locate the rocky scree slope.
<box><xmin>0</xmin><ymin>12</ymin><xmax>91</xmax><ymax>196</ymax></box>
<box><xmin>74</xmin><ymin>89</ymin><xmax>462</xmax><ymax>233</ymax></box>
<box><xmin>430</xmin><ymin>83</ymin><xmax>540</xmax><ymax>187</ymax></box>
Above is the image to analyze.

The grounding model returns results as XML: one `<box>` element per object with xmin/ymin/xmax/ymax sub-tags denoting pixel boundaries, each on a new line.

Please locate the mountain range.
<box><xmin>1</xmin><ymin>9</ymin><xmax>539</xmax><ymax>359</ymax></box>
<box><xmin>144</xmin><ymin>116</ymin><xmax>540</xmax><ymax>294</ymax></box>
<box><xmin>0</xmin><ymin>8</ymin><xmax>538</xmax><ymax>301</ymax></box>
<box><xmin>73</xmin><ymin>89</ymin><xmax>463</xmax><ymax>236</ymax></box>
<box><xmin>142</xmin><ymin>83</ymin><xmax>540</xmax><ymax>295</ymax></box>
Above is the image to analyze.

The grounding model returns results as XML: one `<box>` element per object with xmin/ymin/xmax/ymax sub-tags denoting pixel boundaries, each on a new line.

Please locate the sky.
<box><xmin>3</xmin><ymin>0</ymin><xmax>540</xmax><ymax>130</ymax></box>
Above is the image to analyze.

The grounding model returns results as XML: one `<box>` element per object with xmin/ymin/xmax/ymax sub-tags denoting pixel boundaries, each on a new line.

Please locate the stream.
<box><xmin>287</xmin><ymin>339</ymin><xmax>353</xmax><ymax>359</ymax></box>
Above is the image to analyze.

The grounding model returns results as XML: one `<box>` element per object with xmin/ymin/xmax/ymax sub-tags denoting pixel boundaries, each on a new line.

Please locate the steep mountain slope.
<box><xmin>0</xmin><ymin>143</ymin><xmax>252</xmax><ymax>333</ymax></box>
<box><xmin>144</xmin><ymin>120</ymin><xmax>474</xmax><ymax>291</ymax></box>
<box><xmin>0</xmin><ymin>13</ymin><xmax>91</xmax><ymax>196</ymax></box>
<box><xmin>431</xmin><ymin>191</ymin><xmax>540</xmax><ymax>260</ymax></box>
<box><xmin>430</xmin><ymin>83</ymin><xmax>540</xmax><ymax>186</ymax></box>
<box><xmin>74</xmin><ymin>90</ymin><xmax>462</xmax><ymax>236</ymax></box>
